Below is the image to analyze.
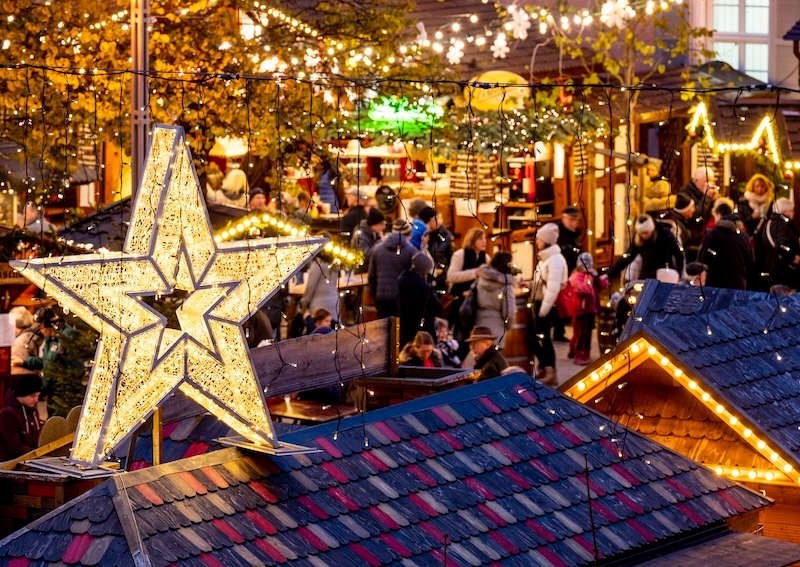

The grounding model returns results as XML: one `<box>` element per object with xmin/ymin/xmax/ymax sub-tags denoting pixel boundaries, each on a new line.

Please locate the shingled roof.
<box><xmin>564</xmin><ymin>282</ymin><xmax>800</xmax><ymax>484</ymax></box>
<box><xmin>0</xmin><ymin>373</ymin><xmax>782</xmax><ymax>566</ymax></box>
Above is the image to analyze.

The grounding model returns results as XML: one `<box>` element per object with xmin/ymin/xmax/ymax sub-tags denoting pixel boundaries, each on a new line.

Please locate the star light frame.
<box><xmin>12</xmin><ymin>125</ymin><xmax>326</xmax><ymax>470</ymax></box>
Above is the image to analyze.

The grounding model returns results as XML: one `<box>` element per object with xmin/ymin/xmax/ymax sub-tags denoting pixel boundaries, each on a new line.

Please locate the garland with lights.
<box><xmin>215</xmin><ymin>210</ymin><xmax>363</xmax><ymax>270</ymax></box>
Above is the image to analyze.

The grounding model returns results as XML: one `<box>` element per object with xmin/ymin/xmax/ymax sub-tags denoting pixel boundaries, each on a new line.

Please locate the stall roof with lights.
<box><xmin>1</xmin><ymin>373</ymin><xmax>793</xmax><ymax>567</ymax></box>
<box><xmin>562</xmin><ymin>282</ymin><xmax>800</xmax><ymax>489</ymax></box>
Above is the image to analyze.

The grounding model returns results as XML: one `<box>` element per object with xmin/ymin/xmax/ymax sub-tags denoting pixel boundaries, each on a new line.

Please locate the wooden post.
<box><xmin>152</xmin><ymin>407</ymin><xmax>162</xmax><ymax>467</ymax></box>
<box><xmin>388</xmin><ymin>317</ymin><xmax>400</xmax><ymax>377</ymax></box>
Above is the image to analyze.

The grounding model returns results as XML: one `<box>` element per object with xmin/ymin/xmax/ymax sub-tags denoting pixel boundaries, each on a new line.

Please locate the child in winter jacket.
<box><xmin>568</xmin><ymin>252</ymin><xmax>607</xmax><ymax>365</ymax></box>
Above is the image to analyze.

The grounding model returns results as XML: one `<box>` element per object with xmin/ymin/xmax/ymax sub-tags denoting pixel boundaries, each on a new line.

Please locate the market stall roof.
<box><xmin>59</xmin><ymin>197</ymin><xmax>247</xmax><ymax>251</ymax></box>
<box><xmin>0</xmin><ymin>140</ymin><xmax>99</xmax><ymax>186</ymax></box>
<box><xmin>562</xmin><ymin>282</ymin><xmax>800</xmax><ymax>487</ymax></box>
<box><xmin>0</xmin><ymin>372</ymin><xmax>787</xmax><ymax>567</ymax></box>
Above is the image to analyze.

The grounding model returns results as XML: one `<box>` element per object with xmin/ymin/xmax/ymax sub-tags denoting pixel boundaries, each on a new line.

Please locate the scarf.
<box><xmin>745</xmin><ymin>190</ymin><xmax>770</xmax><ymax>216</ymax></box>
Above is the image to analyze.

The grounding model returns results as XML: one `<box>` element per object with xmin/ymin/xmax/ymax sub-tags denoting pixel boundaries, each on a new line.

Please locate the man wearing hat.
<box><xmin>340</xmin><ymin>186</ymin><xmax>370</xmax><ymax>239</ymax></box>
<box><xmin>553</xmin><ymin>206</ymin><xmax>582</xmax><ymax>341</ymax></box>
<box><xmin>368</xmin><ymin>218</ymin><xmax>416</xmax><ymax>318</ymax></box>
<box><xmin>351</xmin><ymin>208</ymin><xmax>386</xmax><ymax>272</ymax></box>
<box><xmin>466</xmin><ymin>326</ymin><xmax>508</xmax><ymax>381</ymax></box>
<box><xmin>0</xmin><ymin>373</ymin><xmax>43</xmax><ymax>460</ymax></box>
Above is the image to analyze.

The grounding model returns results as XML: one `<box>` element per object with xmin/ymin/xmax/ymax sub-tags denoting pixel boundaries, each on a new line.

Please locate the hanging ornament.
<box><xmin>509</xmin><ymin>7</ymin><xmax>531</xmax><ymax>40</ymax></box>
<box><xmin>490</xmin><ymin>32</ymin><xmax>510</xmax><ymax>59</ymax></box>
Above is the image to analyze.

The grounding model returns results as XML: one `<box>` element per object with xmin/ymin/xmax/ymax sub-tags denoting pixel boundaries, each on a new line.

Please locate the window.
<box><xmin>710</xmin><ymin>0</ymin><xmax>770</xmax><ymax>82</ymax></box>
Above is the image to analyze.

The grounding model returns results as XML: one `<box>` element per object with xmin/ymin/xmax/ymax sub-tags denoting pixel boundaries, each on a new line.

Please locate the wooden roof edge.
<box><xmin>557</xmin><ymin>329</ymin><xmax>651</xmax><ymax>393</ymax></box>
<box><xmin>112</xmin><ymin>475</ymin><xmax>153</xmax><ymax>567</ymax></box>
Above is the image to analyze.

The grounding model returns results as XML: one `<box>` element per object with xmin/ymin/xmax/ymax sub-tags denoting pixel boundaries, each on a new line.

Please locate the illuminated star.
<box><xmin>12</xmin><ymin>125</ymin><xmax>325</xmax><ymax>466</ymax></box>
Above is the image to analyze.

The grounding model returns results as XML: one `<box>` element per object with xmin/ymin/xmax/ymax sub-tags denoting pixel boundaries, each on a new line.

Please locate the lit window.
<box><xmin>710</xmin><ymin>0</ymin><xmax>770</xmax><ymax>82</ymax></box>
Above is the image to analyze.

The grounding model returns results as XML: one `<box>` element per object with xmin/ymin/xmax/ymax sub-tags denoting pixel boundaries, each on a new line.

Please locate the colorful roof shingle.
<box><xmin>0</xmin><ymin>373</ymin><xmax>781</xmax><ymax>566</ymax></box>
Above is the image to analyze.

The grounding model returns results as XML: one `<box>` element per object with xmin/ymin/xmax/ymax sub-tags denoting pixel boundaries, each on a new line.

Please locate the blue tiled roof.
<box><xmin>624</xmin><ymin>282</ymin><xmax>800</xmax><ymax>472</ymax></box>
<box><xmin>0</xmin><ymin>373</ymin><xmax>774</xmax><ymax>566</ymax></box>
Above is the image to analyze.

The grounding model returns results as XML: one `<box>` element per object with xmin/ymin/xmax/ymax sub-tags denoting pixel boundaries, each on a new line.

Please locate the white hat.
<box><xmin>536</xmin><ymin>223</ymin><xmax>559</xmax><ymax>246</ymax></box>
<box><xmin>656</xmin><ymin>268</ymin><xmax>680</xmax><ymax>283</ymax></box>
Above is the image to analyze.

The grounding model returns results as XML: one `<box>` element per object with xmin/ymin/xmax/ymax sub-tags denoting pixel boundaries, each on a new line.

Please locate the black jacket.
<box><xmin>657</xmin><ymin>210</ymin><xmax>694</xmax><ymax>259</ymax></box>
<box><xmin>608</xmin><ymin>223</ymin><xmax>684</xmax><ymax>280</ymax></box>
<box><xmin>678</xmin><ymin>181</ymin><xmax>715</xmax><ymax>248</ymax></box>
<box><xmin>397</xmin><ymin>270</ymin><xmax>442</xmax><ymax>345</ymax></box>
<box><xmin>557</xmin><ymin>223</ymin><xmax>581</xmax><ymax>272</ymax></box>
<box><xmin>698</xmin><ymin>216</ymin><xmax>754</xmax><ymax>290</ymax></box>
<box><xmin>475</xmin><ymin>348</ymin><xmax>508</xmax><ymax>381</ymax></box>
<box><xmin>427</xmin><ymin>226</ymin><xmax>454</xmax><ymax>272</ymax></box>
<box><xmin>761</xmin><ymin>213</ymin><xmax>800</xmax><ymax>288</ymax></box>
<box><xmin>339</xmin><ymin>205</ymin><xmax>367</xmax><ymax>240</ymax></box>
<box><xmin>0</xmin><ymin>395</ymin><xmax>40</xmax><ymax>461</ymax></box>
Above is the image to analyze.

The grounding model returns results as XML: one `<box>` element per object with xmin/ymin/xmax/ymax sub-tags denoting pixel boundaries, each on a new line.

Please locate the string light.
<box><xmin>688</xmin><ymin>102</ymin><xmax>781</xmax><ymax>165</ymax></box>
<box><xmin>565</xmin><ymin>336</ymin><xmax>800</xmax><ymax>485</ymax></box>
<box><xmin>11</xmin><ymin>125</ymin><xmax>325</xmax><ymax>466</ymax></box>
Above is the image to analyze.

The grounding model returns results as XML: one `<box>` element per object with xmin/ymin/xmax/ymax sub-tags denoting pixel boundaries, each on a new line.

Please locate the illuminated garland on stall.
<box><xmin>215</xmin><ymin>210</ymin><xmax>363</xmax><ymax>270</ymax></box>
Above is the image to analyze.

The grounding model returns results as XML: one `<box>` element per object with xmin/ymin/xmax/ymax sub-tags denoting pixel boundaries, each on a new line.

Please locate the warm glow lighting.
<box><xmin>590</xmin><ymin>372</ymin><xmax>599</xmax><ymax>381</ymax></box>
<box><xmin>630</xmin><ymin>343</ymin><xmax>639</xmax><ymax>354</ymax></box>
<box><xmin>743</xmin><ymin>428</ymin><xmax>751</xmax><ymax>438</ymax></box>
<box><xmin>785</xmin><ymin>464</ymin><xmax>793</xmax><ymax>473</ymax></box>
<box><xmin>766</xmin><ymin>472</ymin><xmax>774</xmax><ymax>481</ymax></box>
<box><xmin>577</xmin><ymin>381</ymin><xmax>586</xmax><ymax>391</ymax></box>
<box><xmin>716</xmin><ymin>404</ymin><xmax>724</xmax><ymax>413</ymax></box>
<box><xmin>660</xmin><ymin>357</ymin><xmax>668</xmax><ymax>366</ymax></box>
<box><xmin>647</xmin><ymin>346</ymin><xmax>656</xmax><ymax>355</ymax></box>
<box><xmin>757</xmin><ymin>440</ymin><xmax>765</xmax><ymax>449</ymax></box>
<box><xmin>11</xmin><ymin>126</ymin><xmax>325</xmax><ymax>466</ymax></box>
<box><xmin>729</xmin><ymin>416</ymin><xmax>738</xmax><ymax>426</ymax></box>
<box><xmin>771</xmin><ymin>452</ymin><xmax>779</xmax><ymax>461</ymax></box>
<box><xmin>701</xmin><ymin>392</ymin><xmax>709</xmax><ymax>401</ymax></box>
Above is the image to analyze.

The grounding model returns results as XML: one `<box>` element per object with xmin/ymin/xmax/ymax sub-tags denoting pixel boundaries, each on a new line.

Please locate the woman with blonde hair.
<box><xmin>738</xmin><ymin>173</ymin><xmax>774</xmax><ymax>235</ymax></box>
<box><xmin>446</xmin><ymin>227</ymin><xmax>491</xmax><ymax>354</ymax></box>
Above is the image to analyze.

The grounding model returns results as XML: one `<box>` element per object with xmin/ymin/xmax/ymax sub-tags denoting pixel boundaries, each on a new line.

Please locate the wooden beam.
<box><xmin>152</xmin><ymin>407</ymin><xmax>162</xmax><ymax>467</ymax></box>
<box><xmin>0</xmin><ymin>433</ymin><xmax>74</xmax><ymax>471</ymax></box>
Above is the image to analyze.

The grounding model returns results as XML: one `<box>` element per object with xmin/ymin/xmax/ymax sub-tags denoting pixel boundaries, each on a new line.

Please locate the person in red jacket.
<box><xmin>0</xmin><ymin>373</ymin><xmax>43</xmax><ymax>461</ymax></box>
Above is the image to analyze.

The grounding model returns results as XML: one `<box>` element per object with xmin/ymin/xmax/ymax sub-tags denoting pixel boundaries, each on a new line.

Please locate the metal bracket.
<box><xmin>216</xmin><ymin>436</ymin><xmax>321</xmax><ymax>456</ymax></box>
<box><xmin>24</xmin><ymin>456</ymin><xmax>122</xmax><ymax>479</ymax></box>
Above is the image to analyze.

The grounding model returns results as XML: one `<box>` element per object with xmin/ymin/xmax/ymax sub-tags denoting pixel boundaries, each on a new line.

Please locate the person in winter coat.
<box><xmin>568</xmin><ymin>252</ymin><xmax>606</xmax><ymax>365</ymax></box>
<box><xmin>408</xmin><ymin>199</ymin><xmax>429</xmax><ymax>250</ymax></box>
<box><xmin>657</xmin><ymin>193</ymin><xmax>695</xmax><ymax>260</ymax></box>
<box><xmin>698</xmin><ymin>202</ymin><xmax>753</xmax><ymax>289</ymax></box>
<box><xmin>553</xmin><ymin>207</ymin><xmax>582</xmax><ymax>341</ymax></box>
<box><xmin>398</xmin><ymin>253</ymin><xmax>442</xmax><ymax>346</ymax></box>
<box><xmin>435</xmin><ymin>318</ymin><xmax>461</xmax><ymax>367</ymax></box>
<box><xmin>446</xmin><ymin>227</ymin><xmax>490</xmax><ymax>353</ymax></box>
<box><xmin>0</xmin><ymin>373</ymin><xmax>42</xmax><ymax>461</ymax></box>
<box><xmin>351</xmin><ymin>208</ymin><xmax>386</xmax><ymax>273</ymax></box>
<box><xmin>736</xmin><ymin>173</ymin><xmax>774</xmax><ymax>236</ymax></box>
<box><xmin>607</xmin><ymin>215</ymin><xmax>684</xmax><ymax>281</ymax></box>
<box><xmin>399</xmin><ymin>331</ymin><xmax>444</xmax><ymax>368</ymax></box>
<box><xmin>425</xmin><ymin>212</ymin><xmax>454</xmax><ymax>288</ymax></box>
<box><xmin>474</xmin><ymin>251</ymin><xmax>517</xmax><ymax>349</ymax></box>
<box><xmin>760</xmin><ymin>198</ymin><xmax>800</xmax><ymax>289</ymax></box>
<box><xmin>644</xmin><ymin>178</ymin><xmax>676</xmax><ymax>215</ymax></box>
<box><xmin>339</xmin><ymin>187</ymin><xmax>369</xmax><ymax>240</ymax></box>
<box><xmin>301</xmin><ymin>258</ymin><xmax>340</xmax><ymax>333</ymax></box>
<box><xmin>12</xmin><ymin>307</ymin><xmax>60</xmax><ymax>371</ymax></box>
<box><xmin>368</xmin><ymin>219</ymin><xmax>416</xmax><ymax>318</ymax></box>
<box><xmin>465</xmin><ymin>326</ymin><xmax>508</xmax><ymax>381</ymax></box>
<box><xmin>678</xmin><ymin>166</ymin><xmax>719</xmax><ymax>247</ymax></box>
<box><xmin>529</xmin><ymin>223</ymin><xmax>567</xmax><ymax>385</ymax></box>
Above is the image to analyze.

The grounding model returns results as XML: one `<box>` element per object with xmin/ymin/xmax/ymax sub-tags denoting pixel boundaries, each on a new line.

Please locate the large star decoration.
<box><xmin>12</xmin><ymin>125</ymin><xmax>325</xmax><ymax>466</ymax></box>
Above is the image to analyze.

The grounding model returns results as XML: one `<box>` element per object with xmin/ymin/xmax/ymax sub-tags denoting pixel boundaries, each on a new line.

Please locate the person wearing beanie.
<box><xmin>685</xmin><ymin>261</ymin><xmax>708</xmax><ymax>286</ymax></box>
<box><xmin>369</xmin><ymin>218</ymin><xmax>416</xmax><ymax>318</ymax></box>
<box><xmin>529</xmin><ymin>223</ymin><xmax>568</xmax><ymax>385</ymax></box>
<box><xmin>657</xmin><ymin>193</ymin><xmax>695</xmax><ymax>259</ymax></box>
<box><xmin>554</xmin><ymin>207</ymin><xmax>582</xmax><ymax>342</ymax></box>
<box><xmin>474</xmin><ymin>251</ymin><xmax>517</xmax><ymax>349</ymax></box>
<box><xmin>568</xmin><ymin>251</ymin><xmax>606</xmax><ymax>365</ymax></box>
<box><xmin>351</xmin><ymin>207</ymin><xmax>386</xmax><ymax>272</ymax></box>
<box><xmin>0</xmin><ymin>373</ymin><xmax>43</xmax><ymax>460</ymax></box>
<box><xmin>607</xmin><ymin>214</ymin><xmax>684</xmax><ymax>281</ymax></box>
<box><xmin>397</xmin><ymin>252</ymin><xmax>442</xmax><ymax>345</ymax></box>
<box><xmin>248</xmin><ymin>187</ymin><xmax>267</xmax><ymax>211</ymax></box>
<box><xmin>408</xmin><ymin>199</ymin><xmax>431</xmax><ymax>250</ymax></box>
<box><xmin>698</xmin><ymin>201</ymin><xmax>753</xmax><ymax>290</ymax></box>
<box><xmin>759</xmin><ymin>197</ymin><xmax>800</xmax><ymax>289</ymax></box>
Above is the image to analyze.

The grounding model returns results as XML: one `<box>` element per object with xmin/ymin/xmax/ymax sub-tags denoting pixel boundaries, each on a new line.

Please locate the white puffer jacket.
<box><xmin>531</xmin><ymin>244</ymin><xmax>568</xmax><ymax>317</ymax></box>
